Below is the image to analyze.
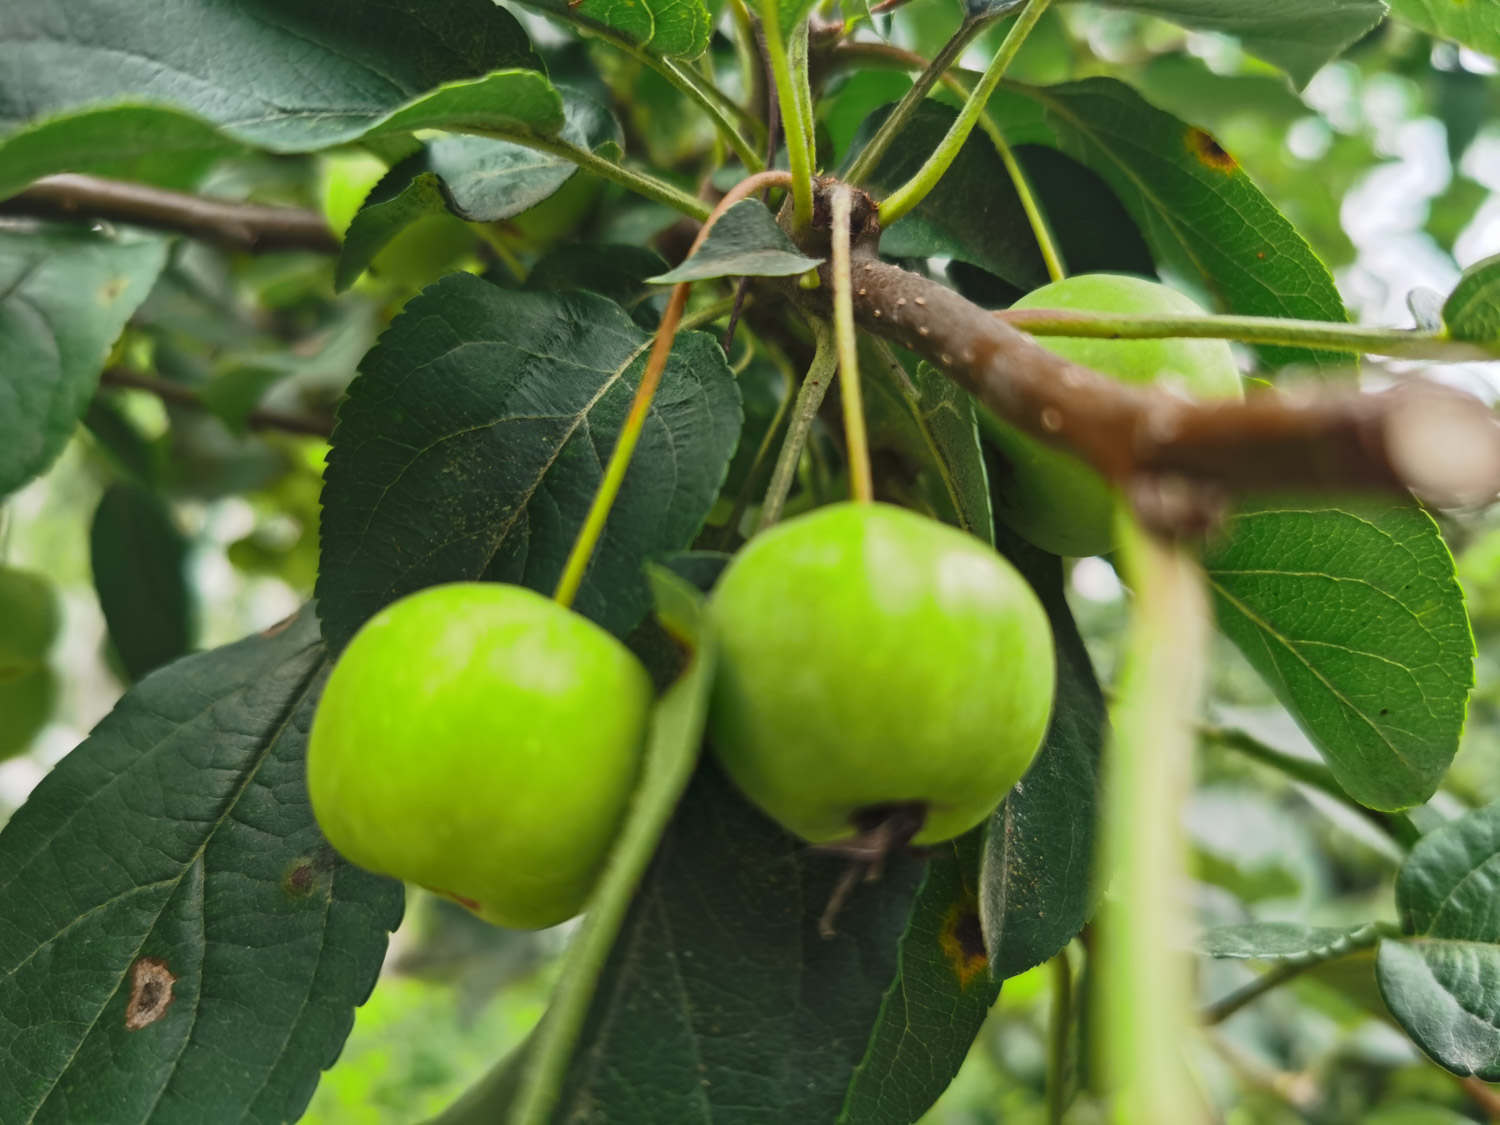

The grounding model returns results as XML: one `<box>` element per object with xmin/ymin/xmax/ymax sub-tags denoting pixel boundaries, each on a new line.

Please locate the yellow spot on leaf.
<box><xmin>939</xmin><ymin>900</ymin><xmax>988</xmax><ymax>989</ymax></box>
<box><xmin>1186</xmin><ymin>128</ymin><xmax>1237</xmax><ymax>173</ymax></box>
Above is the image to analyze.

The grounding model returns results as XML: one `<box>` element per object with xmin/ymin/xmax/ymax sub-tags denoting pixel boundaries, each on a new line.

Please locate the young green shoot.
<box><xmin>756</xmin><ymin>320</ymin><xmax>839</xmax><ymax>531</ymax></box>
<box><xmin>878</xmin><ymin>0</ymin><xmax>1054</xmax><ymax>226</ymax></box>
<box><xmin>553</xmin><ymin>171</ymin><xmax>794</xmax><ymax>609</ymax></box>
<box><xmin>830</xmin><ymin>186</ymin><xmax>874</xmax><ymax>503</ymax></box>
<box><xmin>760</xmin><ymin>0</ymin><xmax>817</xmax><ymax>231</ymax></box>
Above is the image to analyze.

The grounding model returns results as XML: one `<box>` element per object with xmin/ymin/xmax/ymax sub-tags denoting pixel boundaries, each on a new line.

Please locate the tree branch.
<box><xmin>99</xmin><ymin>368</ymin><xmax>333</xmax><ymax>437</ymax></box>
<box><xmin>783</xmin><ymin>180</ymin><xmax>1500</xmax><ymax>533</ymax></box>
<box><xmin>2</xmin><ymin>175</ymin><xmax>341</xmax><ymax>254</ymax></box>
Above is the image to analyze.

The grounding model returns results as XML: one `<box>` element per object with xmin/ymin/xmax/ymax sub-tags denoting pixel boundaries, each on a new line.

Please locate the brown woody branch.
<box><xmin>785</xmin><ymin>180</ymin><xmax>1500</xmax><ymax>534</ymax></box>
<box><xmin>1</xmin><ymin>175</ymin><xmax>340</xmax><ymax>255</ymax></box>
<box><xmin>100</xmin><ymin>368</ymin><xmax>333</xmax><ymax>437</ymax></box>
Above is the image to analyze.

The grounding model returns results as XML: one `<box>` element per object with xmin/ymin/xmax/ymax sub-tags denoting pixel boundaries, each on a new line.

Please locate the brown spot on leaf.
<box><xmin>939</xmin><ymin>900</ymin><xmax>988</xmax><ymax>989</ymax></box>
<box><xmin>125</xmin><ymin>957</ymin><xmax>177</xmax><ymax>1030</ymax></box>
<box><xmin>1186</xmin><ymin>128</ymin><xmax>1237</xmax><ymax>173</ymax></box>
<box><xmin>99</xmin><ymin>277</ymin><xmax>128</xmax><ymax>303</ymax></box>
<box><xmin>260</xmin><ymin>611</ymin><xmax>298</xmax><ymax>638</ymax></box>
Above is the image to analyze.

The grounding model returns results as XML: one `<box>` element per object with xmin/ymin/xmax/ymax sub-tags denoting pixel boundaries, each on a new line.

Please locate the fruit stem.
<box><xmin>553</xmin><ymin>171</ymin><xmax>794</xmax><ymax>609</ymax></box>
<box><xmin>755</xmin><ymin>320</ymin><xmax>838</xmax><ymax>532</ymax></box>
<box><xmin>1095</xmin><ymin>513</ymin><xmax>1210</xmax><ymax>1124</ymax></box>
<box><xmin>878</xmin><ymin>0</ymin><xmax>1054</xmax><ymax>227</ymax></box>
<box><xmin>829</xmin><ymin>186</ymin><xmax>875</xmax><ymax>504</ymax></box>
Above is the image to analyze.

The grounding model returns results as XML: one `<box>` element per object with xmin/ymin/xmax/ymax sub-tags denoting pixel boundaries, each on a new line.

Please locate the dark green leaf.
<box><xmin>1205</xmin><ymin>500</ymin><xmax>1474</xmax><ymax>812</ymax></box>
<box><xmin>864</xmin><ymin>355</ymin><xmax>995</xmax><ymax>544</ymax></box>
<box><xmin>1388</xmin><ymin>0</ymin><xmax>1500</xmax><ymax>61</ymax></box>
<box><xmin>527</xmin><ymin>243</ymin><xmax>671</xmax><ymax>326</ymax></box>
<box><xmin>0</xmin><ymin>224</ymin><xmax>168</xmax><ymax>497</ymax></box>
<box><xmin>555</xmin><ymin>760</ymin><xmax>928</xmax><ymax>1121</ymax></box>
<box><xmin>316</xmin><ymin>274</ymin><xmax>742</xmax><ymax>651</ymax></box>
<box><xmin>1378</xmin><ymin>799</ymin><xmax>1500</xmax><ymax>1079</ymax></box>
<box><xmin>336</xmin><ymin>89</ymin><xmax>619</xmax><ymax>292</ymax></box>
<box><xmin>0</xmin><ymin>1</ymin><xmax>542</xmax><ymax>161</ymax></box>
<box><xmin>1199</xmin><ymin>921</ymin><xmax>1386</xmax><ymax>962</ymax></box>
<box><xmin>990</xmin><ymin>77</ymin><xmax>1348</xmax><ymax>371</ymax></box>
<box><xmin>981</xmin><ymin>519</ymin><xmax>1103</xmax><ymax>979</ymax></box>
<box><xmin>90</xmin><ymin>483</ymin><xmax>195</xmax><ymax>681</ymax></box>
<box><xmin>1443</xmin><ymin>254</ymin><xmax>1500</xmax><ymax>353</ymax></box>
<box><xmin>511</xmin><ymin>0</ymin><xmax>711</xmax><ymax>58</ymax></box>
<box><xmin>0</xmin><ymin>609</ymin><xmax>403</xmax><ymax>1123</ymax></box>
<box><xmin>650</xmin><ymin>199</ymin><xmax>823</xmax><ymax>283</ymax></box>
<box><xmin>857</xmin><ymin>102</ymin><xmax>1154</xmax><ymax>299</ymax></box>
<box><xmin>1102</xmin><ymin>1</ymin><xmax>1387</xmax><ymax>86</ymax></box>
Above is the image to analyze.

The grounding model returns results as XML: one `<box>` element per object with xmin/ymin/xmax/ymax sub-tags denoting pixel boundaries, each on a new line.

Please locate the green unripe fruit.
<box><xmin>307</xmin><ymin>583</ymin><xmax>654</xmax><ymax>929</ymax></box>
<box><xmin>981</xmin><ymin>274</ymin><xmax>1243</xmax><ymax>558</ymax></box>
<box><xmin>707</xmin><ymin>503</ymin><xmax>1056</xmax><ymax>845</ymax></box>
<box><xmin>0</xmin><ymin>665</ymin><xmax>57</xmax><ymax>761</ymax></box>
<box><xmin>0</xmin><ymin>568</ymin><xmax>60</xmax><ymax>683</ymax></box>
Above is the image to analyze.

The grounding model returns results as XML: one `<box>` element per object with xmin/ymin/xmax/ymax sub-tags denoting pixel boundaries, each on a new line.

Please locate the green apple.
<box><xmin>0</xmin><ymin>568</ymin><xmax>60</xmax><ymax>683</ymax></box>
<box><xmin>707</xmin><ymin>502</ymin><xmax>1056</xmax><ymax>845</ymax></box>
<box><xmin>981</xmin><ymin>273</ymin><xmax>1242</xmax><ymax>558</ymax></box>
<box><xmin>0</xmin><ymin>665</ymin><xmax>57</xmax><ymax>761</ymax></box>
<box><xmin>307</xmin><ymin>582</ymin><xmax>654</xmax><ymax>930</ymax></box>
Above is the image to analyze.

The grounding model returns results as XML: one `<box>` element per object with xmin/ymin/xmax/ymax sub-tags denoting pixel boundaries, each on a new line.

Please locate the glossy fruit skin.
<box><xmin>981</xmin><ymin>274</ymin><xmax>1242</xmax><ymax>558</ymax></box>
<box><xmin>0</xmin><ymin>666</ymin><xmax>57</xmax><ymax>761</ymax></box>
<box><xmin>0</xmin><ymin>568</ymin><xmax>60</xmax><ymax>683</ymax></box>
<box><xmin>707</xmin><ymin>503</ymin><xmax>1056</xmax><ymax>845</ymax></box>
<box><xmin>307</xmin><ymin>582</ymin><xmax>653</xmax><ymax>930</ymax></box>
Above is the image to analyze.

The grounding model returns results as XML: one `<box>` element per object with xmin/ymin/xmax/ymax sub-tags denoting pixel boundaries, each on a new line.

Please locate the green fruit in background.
<box><xmin>707</xmin><ymin>502</ymin><xmax>1056</xmax><ymax>845</ymax></box>
<box><xmin>307</xmin><ymin>582</ymin><xmax>654</xmax><ymax>929</ymax></box>
<box><xmin>0</xmin><ymin>568</ymin><xmax>60</xmax><ymax>683</ymax></box>
<box><xmin>0</xmin><ymin>666</ymin><xmax>58</xmax><ymax>761</ymax></box>
<box><xmin>981</xmin><ymin>273</ymin><xmax>1243</xmax><ymax>558</ymax></box>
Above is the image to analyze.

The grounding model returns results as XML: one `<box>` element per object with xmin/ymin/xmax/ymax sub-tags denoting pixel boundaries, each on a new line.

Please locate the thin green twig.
<box><xmin>757</xmin><ymin>320</ymin><xmax>838</xmax><ymax>531</ymax></box>
<box><xmin>761</xmin><ymin>1</ymin><xmax>816</xmax><ymax>230</ymax></box>
<box><xmin>880</xmin><ymin>0</ymin><xmax>1054</xmax><ymax>225</ymax></box>
<box><xmin>830</xmin><ymin>187</ymin><xmax>874</xmax><ymax>503</ymax></box>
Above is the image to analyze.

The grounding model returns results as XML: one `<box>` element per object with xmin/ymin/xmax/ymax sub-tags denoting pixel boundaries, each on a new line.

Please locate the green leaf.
<box><xmin>1101</xmin><ymin>1</ymin><xmax>1387</xmax><ymax>86</ymax></box>
<box><xmin>1199</xmin><ymin>921</ymin><xmax>1387</xmax><ymax>962</ymax></box>
<box><xmin>527</xmin><ymin>243</ymin><xmax>671</xmax><ymax>324</ymax></box>
<box><xmin>553</xmin><ymin>760</ymin><xmax>929</xmax><ymax>1119</ymax></box>
<box><xmin>316</xmin><ymin>274</ymin><xmax>742</xmax><ymax>651</ymax></box>
<box><xmin>336</xmin><ymin>89</ymin><xmax>618</xmax><ymax>292</ymax></box>
<box><xmin>990</xmin><ymin>77</ymin><xmax>1349</xmax><ymax>371</ymax></box>
<box><xmin>1378</xmin><ymin>800</ymin><xmax>1500</xmax><ymax>1079</ymax></box>
<box><xmin>508</xmin><ymin>568</ymin><xmax>716</xmax><ymax>1123</ymax></box>
<box><xmin>90</xmin><ymin>483</ymin><xmax>195</xmax><ymax>681</ymax></box>
<box><xmin>510</xmin><ymin>0</ymin><xmax>711</xmax><ymax>58</ymax></box>
<box><xmin>857</xmin><ymin>102</ymin><xmax>1154</xmax><ymax>298</ymax></box>
<box><xmin>649</xmin><ymin>199</ymin><xmax>824</xmax><ymax>283</ymax></box>
<box><xmin>981</xmin><ymin>520</ymin><xmax>1103</xmax><ymax>979</ymax></box>
<box><xmin>0</xmin><ymin>224</ymin><xmax>168</xmax><ymax>497</ymax></box>
<box><xmin>1388</xmin><ymin>0</ymin><xmax>1500</xmax><ymax>61</ymax></box>
<box><xmin>0</xmin><ymin>1</ymin><xmax>542</xmax><ymax>159</ymax></box>
<box><xmin>1205</xmin><ymin>500</ymin><xmax>1474</xmax><ymax>812</ymax></box>
<box><xmin>0</xmin><ymin>609</ymin><xmax>402</xmax><ymax>1122</ymax></box>
<box><xmin>864</xmin><ymin>356</ymin><xmax>995</xmax><ymax>544</ymax></box>
<box><xmin>838</xmin><ymin>832</ymin><xmax>1001</xmax><ymax>1124</ymax></box>
<box><xmin>1443</xmin><ymin>254</ymin><xmax>1500</xmax><ymax>353</ymax></box>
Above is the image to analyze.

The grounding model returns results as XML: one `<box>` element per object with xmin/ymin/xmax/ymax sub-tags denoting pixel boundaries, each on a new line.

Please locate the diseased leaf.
<box><xmin>650</xmin><ymin>199</ymin><xmax>823</xmax><ymax>284</ymax></box>
<box><xmin>1101</xmin><ymin>0</ymin><xmax>1387</xmax><ymax>86</ymax></box>
<box><xmin>1388</xmin><ymin>0</ymin><xmax>1500</xmax><ymax>62</ymax></box>
<box><xmin>337</xmin><ymin>89</ymin><xmax>620</xmax><ymax>292</ymax></box>
<box><xmin>1443</xmin><ymin>253</ymin><xmax>1500</xmax><ymax>352</ymax></box>
<box><xmin>0</xmin><ymin>609</ymin><xmax>403</xmax><ymax>1123</ymax></box>
<box><xmin>1199</xmin><ymin>921</ymin><xmax>1387</xmax><ymax>963</ymax></box>
<box><xmin>317</xmin><ymin>274</ymin><xmax>742</xmax><ymax>651</ymax></box>
<box><xmin>981</xmin><ymin>519</ymin><xmax>1103</xmax><ymax>979</ymax></box>
<box><xmin>989</xmin><ymin>77</ymin><xmax>1349</xmax><ymax>371</ymax></box>
<box><xmin>0</xmin><ymin>224</ymin><xmax>168</xmax><ymax>497</ymax></box>
<box><xmin>1205</xmin><ymin>500</ymin><xmax>1474</xmax><ymax>812</ymax></box>
<box><xmin>90</xmin><ymin>483</ymin><xmax>195</xmax><ymax>681</ymax></box>
<box><xmin>1378</xmin><ymin>800</ymin><xmax>1500</xmax><ymax>1079</ymax></box>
